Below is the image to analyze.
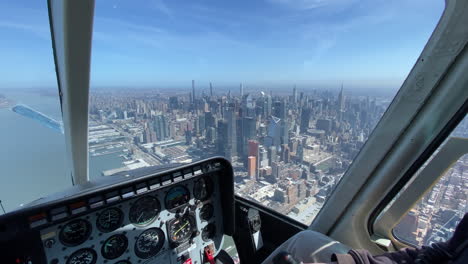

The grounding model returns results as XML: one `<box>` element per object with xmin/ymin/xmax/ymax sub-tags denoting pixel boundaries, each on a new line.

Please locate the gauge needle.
<box><xmin>137</xmin><ymin>212</ymin><xmax>144</xmax><ymax>222</ymax></box>
<box><xmin>174</xmin><ymin>221</ymin><xmax>189</xmax><ymax>236</ymax></box>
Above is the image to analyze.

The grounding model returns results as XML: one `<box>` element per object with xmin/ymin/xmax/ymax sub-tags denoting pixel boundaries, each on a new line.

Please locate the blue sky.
<box><xmin>0</xmin><ymin>0</ymin><xmax>443</xmax><ymax>91</ymax></box>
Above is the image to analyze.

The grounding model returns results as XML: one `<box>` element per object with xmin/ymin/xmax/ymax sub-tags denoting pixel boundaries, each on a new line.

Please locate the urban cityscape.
<box><xmin>1</xmin><ymin>80</ymin><xmax>466</xmax><ymax>249</ymax></box>
<box><xmin>88</xmin><ymin>82</ymin><xmax>390</xmax><ymax>225</ymax></box>
<box><xmin>394</xmin><ymin>119</ymin><xmax>468</xmax><ymax>246</ymax></box>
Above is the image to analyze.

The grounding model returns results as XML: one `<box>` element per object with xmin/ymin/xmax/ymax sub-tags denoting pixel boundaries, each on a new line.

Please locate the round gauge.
<box><xmin>114</xmin><ymin>261</ymin><xmax>131</xmax><ymax>264</ymax></box>
<box><xmin>168</xmin><ymin>215</ymin><xmax>196</xmax><ymax>244</ymax></box>
<box><xmin>129</xmin><ymin>196</ymin><xmax>161</xmax><ymax>226</ymax></box>
<box><xmin>165</xmin><ymin>186</ymin><xmax>190</xmax><ymax>210</ymax></box>
<box><xmin>101</xmin><ymin>234</ymin><xmax>128</xmax><ymax>260</ymax></box>
<box><xmin>96</xmin><ymin>207</ymin><xmax>124</xmax><ymax>233</ymax></box>
<box><xmin>59</xmin><ymin>219</ymin><xmax>92</xmax><ymax>247</ymax></box>
<box><xmin>199</xmin><ymin>203</ymin><xmax>214</xmax><ymax>221</ymax></box>
<box><xmin>66</xmin><ymin>248</ymin><xmax>97</xmax><ymax>264</ymax></box>
<box><xmin>193</xmin><ymin>177</ymin><xmax>214</xmax><ymax>201</ymax></box>
<box><xmin>201</xmin><ymin>223</ymin><xmax>216</xmax><ymax>242</ymax></box>
<box><xmin>134</xmin><ymin>228</ymin><xmax>165</xmax><ymax>259</ymax></box>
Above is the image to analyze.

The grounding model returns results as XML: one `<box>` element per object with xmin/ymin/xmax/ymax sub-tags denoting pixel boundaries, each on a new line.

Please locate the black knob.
<box><xmin>272</xmin><ymin>251</ymin><xmax>300</xmax><ymax>264</ymax></box>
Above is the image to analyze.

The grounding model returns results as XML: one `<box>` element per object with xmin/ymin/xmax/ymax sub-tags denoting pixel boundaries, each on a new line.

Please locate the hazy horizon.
<box><xmin>1</xmin><ymin>83</ymin><xmax>398</xmax><ymax>98</ymax></box>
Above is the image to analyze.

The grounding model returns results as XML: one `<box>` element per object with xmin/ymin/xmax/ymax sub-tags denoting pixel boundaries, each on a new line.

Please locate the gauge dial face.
<box><xmin>66</xmin><ymin>248</ymin><xmax>97</xmax><ymax>264</ymax></box>
<box><xmin>201</xmin><ymin>223</ymin><xmax>216</xmax><ymax>242</ymax></box>
<box><xmin>96</xmin><ymin>207</ymin><xmax>124</xmax><ymax>233</ymax></box>
<box><xmin>168</xmin><ymin>215</ymin><xmax>195</xmax><ymax>244</ymax></box>
<box><xmin>165</xmin><ymin>186</ymin><xmax>190</xmax><ymax>210</ymax></box>
<box><xmin>59</xmin><ymin>219</ymin><xmax>92</xmax><ymax>247</ymax></box>
<box><xmin>134</xmin><ymin>228</ymin><xmax>165</xmax><ymax>259</ymax></box>
<box><xmin>193</xmin><ymin>177</ymin><xmax>214</xmax><ymax>201</ymax></box>
<box><xmin>101</xmin><ymin>234</ymin><xmax>128</xmax><ymax>260</ymax></box>
<box><xmin>129</xmin><ymin>196</ymin><xmax>161</xmax><ymax>226</ymax></box>
<box><xmin>199</xmin><ymin>203</ymin><xmax>214</xmax><ymax>221</ymax></box>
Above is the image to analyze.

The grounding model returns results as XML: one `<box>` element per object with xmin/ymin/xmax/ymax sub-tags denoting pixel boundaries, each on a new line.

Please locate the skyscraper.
<box><xmin>204</xmin><ymin>111</ymin><xmax>215</xmax><ymax>129</ymax></box>
<box><xmin>268</xmin><ymin>146</ymin><xmax>277</xmax><ymax>166</ymax></box>
<box><xmin>293</xmin><ymin>85</ymin><xmax>297</xmax><ymax>104</ymax></box>
<box><xmin>192</xmin><ymin>80</ymin><xmax>196</xmax><ymax>104</ymax></box>
<box><xmin>266</xmin><ymin>95</ymin><xmax>272</xmax><ymax>117</ymax></box>
<box><xmin>216</xmin><ymin>120</ymin><xmax>231</xmax><ymax>160</ymax></box>
<box><xmin>225</xmin><ymin>105</ymin><xmax>237</xmax><ymax>158</ymax></box>
<box><xmin>274</xmin><ymin>100</ymin><xmax>286</xmax><ymax>120</ymax></box>
<box><xmin>240</xmin><ymin>116</ymin><xmax>256</xmax><ymax>158</ymax></box>
<box><xmin>198</xmin><ymin>115</ymin><xmax>206</xmax><ymax>135</ymax></box>
<box><xmin>338</xmin><ymin>84</ymin><xmax>345</xmax><ymax>112</ymax></box>
<box><xmin>185</xmin><ymin>129</ymin><xmax>192</xmax><ymax>145</ymax></box>
<box><xmin>248</xmin><ymin>156</ymin><xmax>256</xmax><ymax>180</ymax></box>
<box><xmin>169</xmin><ymin>97</ymin><xmax>179</xmax><ymax>110</ymax></box>
<box><xmin>248</xmin><ymin>140</ymin><xmax>260</xmax><ymax>179</ymax></box>
<box><xmin>207</xmin><ymin>127</ymin><xmax>216</xmax><ymax>144</ymax></box>
<box><xmin>243</xmin><ymin>117</ymin><xmax>256</xmax><ymax>140</ymax></box>
<box><xmin>300</xmin><ymin>108</ymin><xmax>311</xmax><ymax>133</ymax></box>
<box><xmin>242</xmin><ymin>94</ymin><xmax>255</xmax><ymax>118</ymax></box>
<box><xmin>143</xmin><ymin>122</ymin><xmax>156</xmax><ymax>143</ymax></box>
<box><xmin>281</xmin><ymin>144</ymin><xmax>290</xmax><ymax>163</ymax></box>
<box><xmin>154</xmin><ymin>115</ymin><xmax>168</xmax><ymax>140</ymax></box>
<box><xmin>259</xmin><ymin>146</ymin><xmax>268</xmax><ymax>168</ymax></box>
<box><xmin>210</xmin><ymin>82</ymin><xmax>213</xmax><ymax>96</ymax></box>
<box><xmin>248</xmin><ymin>140</ymin><xmax>259</xmax><ymax>159</ymax></box>
<box><xmin>267</xmin><ymin>116</ymin><xmax>282</xmax><ymax>148</ymax></box>
<box><xmin>240</xmin><ymin>83</ymin><xmax>244</xmax><ymax>97</ymax></box>
<box><xmin>296</xmin><ymin>143</ymin><xmax>304</xmax><ymax>161</ymax></box>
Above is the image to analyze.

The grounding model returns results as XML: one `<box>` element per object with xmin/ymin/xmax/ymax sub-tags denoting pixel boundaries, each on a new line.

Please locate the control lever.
<box><xmin>247</xmin><ymin>208</ymin><xmax>263</xmax><ymax>251</ymax></box>
<box><xmin>233</xmin><ymin>206</ymin><xmax>264</xmax><ymax>262</ymax></box>
<box><xmin>273</xmin><ymin>251</ymin><xmax>302</xmax><ymax>264</ymax></box>
<box><xmin>214</xmin><ymin>249</ymin><xmax>235</xmax><ymax>264</ymax></box>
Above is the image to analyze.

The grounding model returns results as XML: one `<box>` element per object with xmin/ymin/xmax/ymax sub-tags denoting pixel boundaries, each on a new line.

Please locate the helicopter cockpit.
<box><xmin>0</xmin><ymin>0</ymin><xmax>467</xmax><ymax>264</ymax></box>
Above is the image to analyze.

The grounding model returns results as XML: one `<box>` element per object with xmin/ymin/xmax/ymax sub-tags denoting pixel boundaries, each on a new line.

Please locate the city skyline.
<box><xmin>0</xmin><ymin>81</ymin><xmax>465</xmax><ymax>246</ymax></box>
<box><xmin>85</xmin><ymin>84</ymin><xmax>392</xmax><ymax>227</ymax></box>
<box><xmin>0</xmin><ymin>84</ymin><xmax>398</xmax><ymax>97</ymax></box>
<box><xmin>85</xmin><ymin>85</ymin><xmax>466</xmax><ymax>244</ymax></box>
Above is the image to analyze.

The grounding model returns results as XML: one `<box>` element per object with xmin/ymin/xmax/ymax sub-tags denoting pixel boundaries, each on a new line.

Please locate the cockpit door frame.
<box><xmin>48</xmin><ymin>0</ymin><xmax>95</xmax><ymax>185</ymax></box>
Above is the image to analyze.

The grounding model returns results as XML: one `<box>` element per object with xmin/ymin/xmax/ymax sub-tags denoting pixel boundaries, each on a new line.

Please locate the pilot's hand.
<box><xmin>272</xmin><ymin>251</ymin><xmax>302</xmax><ymax>264</ymax></box>
<box><xmin>446</xmin><ymin>213</ymin><xmax>468</xmax><ymax>256</ymax></box>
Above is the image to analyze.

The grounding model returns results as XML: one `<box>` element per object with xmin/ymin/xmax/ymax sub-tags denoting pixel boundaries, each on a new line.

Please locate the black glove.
<box><xmin>446</xmin><ymin>213</ymin><xmax>468</xmax><ymax>257</ymax></box>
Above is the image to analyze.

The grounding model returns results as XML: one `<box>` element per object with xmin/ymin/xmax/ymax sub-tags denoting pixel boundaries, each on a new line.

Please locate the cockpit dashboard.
<box><xmin>0</xmin><ymin>158</ymin><xmax>235</xmax><ymax>264</ymax></box>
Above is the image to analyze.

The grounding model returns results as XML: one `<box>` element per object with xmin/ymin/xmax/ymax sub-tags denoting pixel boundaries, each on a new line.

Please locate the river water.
<box><xmin>0</xmin><ymin>90</ymin><xmax>123</xmax><ymax>212</ymax></box>
<box><xmin>0</xmin><ymin>90</ymin><xmax>239</xmax><ymax>257</ymax></box>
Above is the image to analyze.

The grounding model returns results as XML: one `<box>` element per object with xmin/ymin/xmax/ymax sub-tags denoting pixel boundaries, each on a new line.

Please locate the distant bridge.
<box><xmin>12</xmin><ymin>104</ymin><xmax>63</xmax><ymax>133</ymax></box>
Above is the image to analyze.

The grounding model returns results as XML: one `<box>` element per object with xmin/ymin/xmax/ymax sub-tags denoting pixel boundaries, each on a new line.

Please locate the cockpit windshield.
<box><xmin>0</xmin><ymin>0</ymin><xmax>444</xmax><ymax>228</ymax></box>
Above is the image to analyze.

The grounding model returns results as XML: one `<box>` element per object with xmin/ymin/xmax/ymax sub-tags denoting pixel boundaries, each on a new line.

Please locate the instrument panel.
<box><xmin>42</xmin><ymin>175</ymin><xmax>221</xmax><ymax>264</ymax></box>
<box><xmin>0</xmin><ymin>158</ymin><xmax>235</xmax><ymax>264</ymax></box>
